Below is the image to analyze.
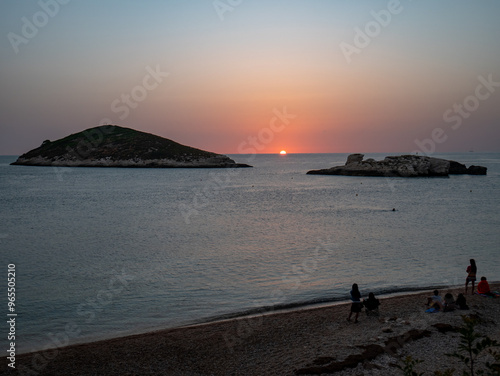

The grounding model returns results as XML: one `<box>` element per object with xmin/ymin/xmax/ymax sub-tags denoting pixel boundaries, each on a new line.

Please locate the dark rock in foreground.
<box><xmin>296</xmin><ymin>329</ymin><xmax>432</xmax><ymax>374</ymax></box>
<box><xmin>307</xmin><ymin>154</ymin><xmax>487</xmax><ymax>177</ymax></box>
<box><xmin>11</xmin><ymin>125</ymin><xmax>252</xmax><ymax>168</ymax></box>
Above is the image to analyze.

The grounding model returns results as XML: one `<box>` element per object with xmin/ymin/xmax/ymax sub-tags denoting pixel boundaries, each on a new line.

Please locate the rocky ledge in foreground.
<box><xmin>11</xmin><ymin>125</ymin><xmax>252</xmax><ymax>168</ymax></box>
<box><xmin>307</xmin><ymin>154</ymin><xmax>487</xmax><ymax>177</ymax></box>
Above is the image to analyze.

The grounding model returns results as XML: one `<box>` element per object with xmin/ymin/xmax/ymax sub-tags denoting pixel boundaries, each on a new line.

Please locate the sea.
<box><xmin>1</xmin><ymin>152</ymin><xmax>499</xmax><ymax>354</ymax></box>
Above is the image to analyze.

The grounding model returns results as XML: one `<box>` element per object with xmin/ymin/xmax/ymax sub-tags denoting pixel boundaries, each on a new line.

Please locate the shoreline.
<box><xmin>184</xmin><ymin>284</ymin><xmax>465</xmax><ymax>327</ymax></box>
<box><xmin>7</xmin><ymin>283</ymin><xmax>500</xmax><ymax>375</ymax></box>
<box><xmin>16</xmin><ymin>283</ymin><xmax>472</xmax><ymax>356</ymax></box>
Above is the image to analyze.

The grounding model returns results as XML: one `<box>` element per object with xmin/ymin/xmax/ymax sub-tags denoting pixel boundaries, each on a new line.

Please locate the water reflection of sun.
<box><xmin>280</xmin><ymin>150</ymin><xmax>287</xmax><ymax>155</ymax></box>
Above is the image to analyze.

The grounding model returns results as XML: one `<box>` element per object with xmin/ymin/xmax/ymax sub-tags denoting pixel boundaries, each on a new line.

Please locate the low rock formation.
<box><xmin>307</xmin><ymin>154</ymin><xmax>487</xmax><ymax>177</ymax></box>
<box><xmin>11</xmin><ymin>125</ymin><xmax>252</xmax><ymax>168</ymax></box>
<box><xmin>295</xmin><ymin>329</ymin><xmax>432</xmax><ymax>374</ymax></box>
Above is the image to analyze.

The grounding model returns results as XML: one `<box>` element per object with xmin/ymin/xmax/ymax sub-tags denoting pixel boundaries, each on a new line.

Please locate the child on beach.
<box><xmin>456</xmin><ymin>293</ymin><xmax>469</xmax><ymax>310</ymax></box>
<box><xmin>477</xmin><ymin>276</ymin><xmax>498</xmax><ymax>297</ymax></box>
<box><xmin>363</xmin><ymin>292</ymin><xmax>380</xmax><ymax>316</ymax></box>
<box><xmin>465</xmin><ymin>259</ymin><xmax>477</xmax><ymax>295</ymax></box>
<box><xmin>347</xmin><ymin>283</ymin><xmax>362</xmax><ymax>323</ymax></box>
<box><xmin>426</xmin><ymin>290</ymin><xmax>444</xmax><ymax>312</ymax></box>
<box><xmin>443</xmin><ymin>293</ymin><xmax>456</xmax><ymax>312</ymax></box>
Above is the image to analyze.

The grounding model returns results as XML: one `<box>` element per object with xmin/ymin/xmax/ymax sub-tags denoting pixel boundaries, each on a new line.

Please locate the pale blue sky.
<box><xmin>1</xmin><ymin>1</ymin><xmax>499</xmax><ymax>154</ymax></box>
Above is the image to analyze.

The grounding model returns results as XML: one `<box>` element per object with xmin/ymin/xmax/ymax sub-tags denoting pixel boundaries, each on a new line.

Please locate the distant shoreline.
<box><xmin>3</xmin><ymin>151</ymin><xmax>500</xmax><ymax>158</ymax></box>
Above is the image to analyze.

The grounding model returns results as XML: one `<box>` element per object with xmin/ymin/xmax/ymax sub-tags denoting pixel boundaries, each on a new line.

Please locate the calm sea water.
<box><xmin>1</xmin><ymin>153</ymin><xmax>499</xmax><ymax>353</ymax></box>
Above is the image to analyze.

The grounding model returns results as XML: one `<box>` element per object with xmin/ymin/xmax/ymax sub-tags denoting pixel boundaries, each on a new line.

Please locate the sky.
<box><xmin>1</xmin><ymin>0</ymin><xmax>500</xmax><ymax>155</ymax></box>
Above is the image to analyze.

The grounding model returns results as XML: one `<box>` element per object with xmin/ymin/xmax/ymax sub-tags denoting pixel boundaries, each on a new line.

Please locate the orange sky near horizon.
<box><xmin>1</xmin><ymin>1</ymin><xmax>500</xmax><ymax>155</ymax></box>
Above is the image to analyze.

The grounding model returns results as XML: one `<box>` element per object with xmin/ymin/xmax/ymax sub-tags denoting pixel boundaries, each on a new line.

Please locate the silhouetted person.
<box><xmin>363</xmin><ymin>292</ymin><xmax>380</xmax><ymax>316</ymax></box>
<box><xmin>456</xmin><ymin>293</ymin><xmax>469</xmax><ymax>310</ymax></box>
<box><xmin>443</xmin><ymin>293</ymin><xmax>456</xmax><ymax>312</ymax></box>
<box><xmin>465</xmin><ymin>259</ymin><xmax>477</xmax><ymax>295</ymax></box>
<box><xmin>347</xmin><ymin>283</ymin><xmax>362</xmax><ymax>323</ymax></box>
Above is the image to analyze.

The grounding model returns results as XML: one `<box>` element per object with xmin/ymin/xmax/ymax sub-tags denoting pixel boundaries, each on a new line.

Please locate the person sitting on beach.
<box><xmin>363</xmin><ymin>292</ymin><xmax>380</xmax><ymax>316</ymax></box>
<box><xmin>443</xmin><ymin>293</ymin><xmax>456</xmax><ymax>312</ymax></box>
<box><xmin>477</xmin><ymin>276</ymin><xmax>497</xmax><ymax>297</ymax></box>
<box><xmin>347</xmin><ymin>283</ymin><xmax>363</xmax><ymax>323</ymax></box>
<box><xmin>465</xmin><ymin>259</ymin><xmax>477</xmax><ymax>295</ymax></box>
<box><xmin>456</xmin><ymin>293</ymin><xmax>469</xmax><ymax>310</ymax></box>
<box><xmin>426</xmin><ymin>290</ymin><xmax>444</xmax><ymax>311</ymax></box>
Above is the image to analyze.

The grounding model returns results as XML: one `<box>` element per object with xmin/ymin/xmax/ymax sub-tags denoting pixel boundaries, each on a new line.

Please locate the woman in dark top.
<box><xmin>465</xmin><ymin>259</ymin><xmax>477</xmax><ymax>295</ymax></box>
<box><xmin>363</xmin><ymin>292</ymin><xmax>380</xmax><ymax>316</ymax></box>
<box><xmin>347</xmin><ymin>283</ymin><xmax>362</xmax><ymax>323</ymax></box>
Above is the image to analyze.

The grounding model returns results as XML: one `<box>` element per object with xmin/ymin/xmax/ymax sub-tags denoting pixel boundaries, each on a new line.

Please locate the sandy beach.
<box><xmin>7</xmin><ymin>284</ymin><xmax>500</xmax><ymax>376</ymax></box>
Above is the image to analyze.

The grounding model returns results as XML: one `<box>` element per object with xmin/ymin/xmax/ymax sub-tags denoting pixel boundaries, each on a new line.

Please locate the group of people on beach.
<box><xmin>425</xmin><ymin>290</ymin><xmax>469</xmax><ymax>312</ymax></box>
<box><xmin>348</xmin><ymin>258</ymin><xmax>497</xmax><ymax>321</ymax></box>
<box><xmin>426</xmin><ymin>259</ymin><xmax>497</xmax><ymax>312</ymax></box>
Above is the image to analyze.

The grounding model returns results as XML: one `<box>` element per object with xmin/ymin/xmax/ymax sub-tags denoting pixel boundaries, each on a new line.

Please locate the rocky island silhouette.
<box><xmin>11</xmin><ymin>125</ymin><xmax>251</xmax><ymax>168</ymax></box>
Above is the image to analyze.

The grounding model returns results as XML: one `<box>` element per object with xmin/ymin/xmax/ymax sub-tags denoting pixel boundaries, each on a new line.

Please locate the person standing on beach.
<box><xmin>347</xmin><ymin>283</ymin><xmax>362</xmax><ymax>323</ymax></box>
<box><xmin>465</xmin><ymin>259</ymin><xmax>477</xmax><ymax>295</ymax></box>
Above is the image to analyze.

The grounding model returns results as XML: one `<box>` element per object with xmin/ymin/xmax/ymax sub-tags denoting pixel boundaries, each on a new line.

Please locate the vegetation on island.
<box><xmin>11</xmin><ymin>125</ymin><xmax>248</xmax><ymax>167</ymax></box>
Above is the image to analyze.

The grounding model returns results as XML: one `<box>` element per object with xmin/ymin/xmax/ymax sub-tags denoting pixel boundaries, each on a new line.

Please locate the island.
<box><xmin>11</xmin><ymin>125</ymin><xmax>251</xmax><ymax>168</ymax></box>
<box><xmin>306</xmin><ymin>154</ymin><xmax>487</xmax><ymax>177</ymax></box>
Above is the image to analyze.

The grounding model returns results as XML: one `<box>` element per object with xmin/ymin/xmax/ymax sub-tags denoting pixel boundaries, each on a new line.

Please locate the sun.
<box><xmin>279</xmin><ymin>150</ymin><xmax>287</xmax><ymax>155</ymax></box>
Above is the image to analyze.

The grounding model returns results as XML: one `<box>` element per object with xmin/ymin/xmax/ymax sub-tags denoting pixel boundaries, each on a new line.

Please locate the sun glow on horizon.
<box><xmin>280</xmin><ymin>150</ymin><xmax>287</xmax><ymax>155</ymax></box>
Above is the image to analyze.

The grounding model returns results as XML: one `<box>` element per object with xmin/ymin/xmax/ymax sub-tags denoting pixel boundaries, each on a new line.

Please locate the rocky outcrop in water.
<box><xmin>11</xmin><ymin>125</ymin><xmax>252</xmax><ymax>168</ymax></box>
<box><xmin>307</xmin><ymin>154</ymin><xmax>487</xmax><ymax>177</ymax></box>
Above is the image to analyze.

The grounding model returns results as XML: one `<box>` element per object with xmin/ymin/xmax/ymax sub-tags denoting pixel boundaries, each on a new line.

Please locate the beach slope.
<box><xmin>7</xmin><ymin>284</ymin><xmax>500</xmax><ymax>375</ymax></box>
